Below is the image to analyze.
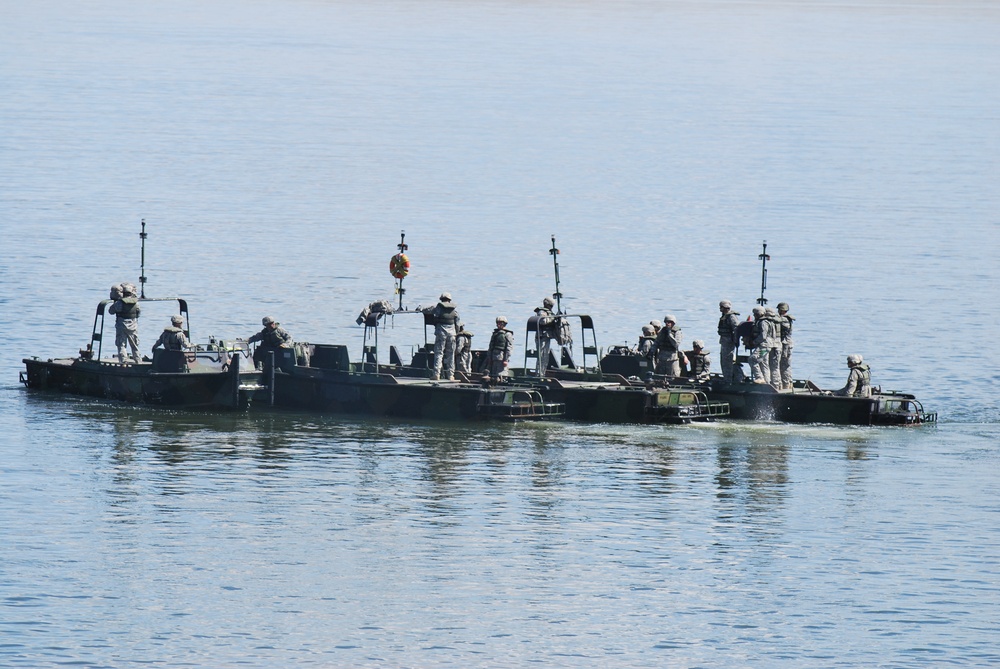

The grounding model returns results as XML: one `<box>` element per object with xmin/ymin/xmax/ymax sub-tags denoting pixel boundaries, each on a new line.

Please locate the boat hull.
<box><xmin>265</xmin><ymin>366</ymin><xmax>564</xmax><ymax>421</ymax></box>
<box><xmin>21</xmin><ymin>353</ymin><xmax>261</xmax><ymax>410</ymax></box>
<box><xmin>706</xmin><ymin>382</ymin><xmax>937</xmax><ymax>426</ymax></box>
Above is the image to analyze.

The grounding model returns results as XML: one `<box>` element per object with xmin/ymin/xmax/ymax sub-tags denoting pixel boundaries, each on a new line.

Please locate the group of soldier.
<box><xmin>633</xmin><ymin>299</ymin><xmax>797</xmax><ymax>390</ymax></box>
<box><xmin>716</xmin><ymin>299</ymin><xmax>796</xmax><ymax>389</ymax></box>
<box><xmin>106</xmin><ymin>285</ymin><xmax>870</xmax><ymax>397</ymax></box>
<box><xmin>420</xmin><ymin>293</ymin><xmax>514</xmax><ymax>381</ymax></box>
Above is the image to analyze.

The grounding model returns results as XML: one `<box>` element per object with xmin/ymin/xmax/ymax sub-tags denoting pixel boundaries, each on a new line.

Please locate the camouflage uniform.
<box><xmin>423</xmin><ymin>294</ymin><xmax>459</xmax><ymax>380</ymax></box>
<box><xmin>653</xmin><ymin>316</ymin><xmax>683</xmax><ymax>376</ymax></box>
<box><xmin>487</xmin><ymin>320</ymin><xmax>514</xmax><ymax>379</ymax></box>
<box><xmin>764</xmin><ymin>307</ymin><xmax>782</xmax><ymax>388</ymax></box>
<box><xmin>749</xmin><ymin>307</ymin><xmax>772</xmax><ymax>384</ymax></box>
<box><xmin>834</xmin><ymin>355</ymin><xmax>872</xmax><ymax>397</ymax></box>
<box><xmin>688</xmin><ymin>340</ymin><xmax>711</xmax><ymax>382</ymax></box>
<box><xmin>249</xmin><ymin>317</ymin><xmax>293</xmax><ymax>369</ymax></box>
<box><xmin>717</xmin><ymin>301</ymin><xmax>740</xmax><ymax>384</ymax></box>
<box><xmin>776</xmin><ymin>303</ymin><xmax>795</xmax><ymax>389</ymax></box>
<box><xmin>454</xmin><ymin>324</ymin><xmax>474</xmax><ymax>375</ymax></box>
<box><xmin>637</xmin><ymin>325</ymin><xmax>656</xmax><ymax>358</ymax></box>
<box><xmin>152</xmin><ymin>317</ymin><xmax>190</xmax><ymax>351</ymax></box>
<box><xmin>534</xmin><ymin>298</ymin><xmax>556</xmax><ymax>374</ymax></box>
<box><xmin>108</xmin><ymin>284</ymin><xmax>141</xmax><ymax>363</ymax></box>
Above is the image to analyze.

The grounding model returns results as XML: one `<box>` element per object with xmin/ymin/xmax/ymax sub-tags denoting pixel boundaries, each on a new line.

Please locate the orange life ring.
<box><xmin>390</xmin><ymin>253</ymin><xmax>411</xmax><ymax>279</ymax></box>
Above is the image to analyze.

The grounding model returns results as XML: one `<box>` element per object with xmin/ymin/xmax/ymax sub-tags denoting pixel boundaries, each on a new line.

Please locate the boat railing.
<box><xmin>89</xmin><ymin>297</ymin><xmax>190</xmax><ymax>360</ymax></box>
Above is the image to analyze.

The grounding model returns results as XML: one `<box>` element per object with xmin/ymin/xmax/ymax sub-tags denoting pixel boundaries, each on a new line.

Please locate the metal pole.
<box><xmin>139</xmin><ymin>219</ymin><xmax>148</xmax><ymax>299</ymax></box>
<box><xmin>550</xmin><ymin>235</ymin><xmax>563</xmax><ymax>314</ymax></box>
<box><xmin>396</xmin><ymin>230</ymin><xmax>407</xmax><ymax>311</ymax></box>
<box><xmin>757</xmin><ymin>240</ymin><xmax>770</xmax><ymax>306</ymax></box>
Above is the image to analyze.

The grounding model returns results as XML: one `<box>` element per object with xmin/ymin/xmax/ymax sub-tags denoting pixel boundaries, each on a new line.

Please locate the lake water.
<box><xmin>2</xmin><ymin>0</ymin><xmax>999</xmax><ymax>666</ymax></box>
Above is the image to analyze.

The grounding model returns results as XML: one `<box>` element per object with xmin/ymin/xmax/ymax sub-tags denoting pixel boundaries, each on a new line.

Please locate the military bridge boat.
<box><xmin>598</xmin><ymin>348</ymin><xmax>937</xmax><ymax>426</ymax></box>
<box><xmin>511</xmin><ymin>313</ymin><xmax>730</xmax><ymax>425</ymax></box>
<box><xmin>245</xmin><ymin>305</ymin><xmax>565</xmax><ymax>422</ymax></box>
<box><xmin>21</xmin><ymin>296</ymin><xmax>264</xmax><ymax>410</ymax></box>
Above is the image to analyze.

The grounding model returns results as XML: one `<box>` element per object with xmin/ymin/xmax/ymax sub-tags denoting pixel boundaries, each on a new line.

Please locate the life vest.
<box><xmin>115</xmin><ymin>296</ymin><xmax>140</xmax><ymax>320</ymax></box>
<box><xmin>853</xmin><ymin>364</ymin><xmax>871</xmax><ymax>396</ymax></box>
<box><xmin>717</xmin><ymin>312</ymin><xmax>740</xmax><ymax>337</ymax></box>
<box><xmin>489</xmin><ymin>328</ymin><xmax>513</xmax><ymax>355</ymax></box>
<box><xmin>779</xmin><ymin>314</ymin><xmax>794</xmax><ymax>341</ymax></box>
<box><xmin>431</xmin><ymin>303</ymin><xmax>459</xmax><ymax>327</ymax></box>
<box><xmin>655</xmin><ymin>325</ymin><xmax>682</xmax><ymax>353</ymax></box>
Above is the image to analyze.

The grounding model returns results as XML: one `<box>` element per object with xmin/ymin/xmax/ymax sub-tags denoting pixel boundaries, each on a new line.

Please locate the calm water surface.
<box><xmin>2</xmin><ymin>0</ymin><xmax>999</xmax><ymax>666</ymax></box>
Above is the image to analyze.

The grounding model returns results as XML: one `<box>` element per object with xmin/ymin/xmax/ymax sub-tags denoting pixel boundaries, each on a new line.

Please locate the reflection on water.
<box><xmin>5</xmin><ymin>392</ymin><xmax>1000</xmax><ymax>667</ymax></box>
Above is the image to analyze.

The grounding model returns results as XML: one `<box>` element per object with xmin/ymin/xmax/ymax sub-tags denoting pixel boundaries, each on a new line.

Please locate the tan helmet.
<box><xmin>439</xmin><ymin>292</ymin><xmax>452</xmax><ymax>302</ymax></box>
<box><xmin>777</xmin><ymin>302</ymin><xmax>790</xmax><ymax>312</ymax></box>
<box><xmin>663</xmin><ymin>314</ymin><xmax>677</xmax><ymax>324</ymax></box>
<box><xmin>262</xmin><ymin>316</ymin><xmax>275</xmax><ymax>326</ymax></box>
<box><xmin>170</xmin><ymin>315</ymin><xmax>184</xmax><ymax>326</ymax></box>
<box><xmin>719</xmin><ymin>300</ymin><xmax>732</xmax><ymax>309</ymax></box>
<box><xmin>496</xmin><ymin>315</ymin><xmax>508</xmax><ymax>324</ymax></box>
<box><xmin>542</xmin><ymin>297</ymin><xmax>554</xmax><ymax>308</ymax></box>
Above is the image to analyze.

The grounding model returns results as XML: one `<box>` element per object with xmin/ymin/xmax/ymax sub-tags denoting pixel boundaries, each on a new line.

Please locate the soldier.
<box><xmin>534</xmin><ymin>296</ymin><xmax>557</xmax><ymax>374</ymax></box>
<box><xmin>248</xmin><ymin>316</ymin><xmax>293</xmax><ymax>370</ymax></box>
<box><xmin>422</xmin><ymin>293</ymin><xmax>460</xmax><ymax>380</ymax></box>
<box><xmin>454</xmin><ymin>323</ymin><xmax>474</xmax><ymax>375</ymax></box>
<box><xmin>764</xmin><ymin>307</ymin><xmax>782</xmax><ymax>389</ymax></box>
<box><xmin>687</xmin><ymin>340</ymin><xmax>711</xmax><ymax>382</ymax></box>
<box><xmin>833</xmin><ymin>354</ymin><xmax>872</xmax><ymax>397</ymax></box>
<box><xmin>649</xmin><ymin>319</ymin><xmax>663</xmax><ymax>336</ymax></box>
<box><xmin>653</xmin><ymin>314</ymin><xmax>683</xmax><ymax>376</ymax></box>
<box><xmin>486</xmin><ymin>316</ymin><xmax>514</xmax><ymax>380</ymax></box>
<box><xmin>152</xmin><ymin>315</ymin><xmax>190</xmax><ymax>351</ymax></box>
<box><xmin>776</xmin><ymin>302</ymin><xmax>795</xmax><ymax>389</ymax></box>
<box><xmin>637</xmin><ymin>324</ymin><xmax>656</xmax><ymax>358</ymax></box>
<box><xmin>108</xmin><ymin>283</ymin><xmax>141</xmax><ymax>364</ymax></box>
<box><xmin>749</xmin><ymin>306</ymin><xmax>770</xmax><ymax>384</ymax></box>
<box><xmin>717</xmin><ymin>300</ymin><xmax>741</xmax><ymax>383</ymax></box>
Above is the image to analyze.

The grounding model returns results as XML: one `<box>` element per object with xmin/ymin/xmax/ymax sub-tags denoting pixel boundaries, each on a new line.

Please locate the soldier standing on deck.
<box><xmin>454</xmin><ymin>323</ymin><xmax>474</xmax><ymax>375</ymax></box>
<box><xmin>534</xmin><ymin>297</ymin><xmax>557</xmax><ymax>374</ymax></box>
<box><xmin>423</xmin><ymin>293</ymin><xmax>460</xmax><ymax>381</ymax></box>
<box><xmin>108</xmin><ymin>283</ymin><xmax>141</xmax><ymax>364</ymax></box>
<box><xmin>637</xmin><ymin>324</ymin><xmax>656</xmax><ymax>358</ymax></box>
<box><xmin>653</xmin><ymin>314</ymin><xmax>684</xmax><ymax>376</ymax></box>
<box><xmin>487</xmin><ymin>316</ymin><xmax>514</xmax><ymax>381</ymax></box>
<box><xmin>717</xmin><ymin>300</ymin><xmax>740</xmax><ymax>384</ymax></box>
<box><xmin>749</xmin><ymin>306</ymin><xmax>770</xmax><ymax>384</ymax></box>
<box><xmin>776</xmin><ymin>302</ymin><xmax>795</xmax><ymax>389</ymax></box>
<box><xmin>764</xmin><ymin>307</ymin><xmax>782</xmax><ymax>388</ymax></box>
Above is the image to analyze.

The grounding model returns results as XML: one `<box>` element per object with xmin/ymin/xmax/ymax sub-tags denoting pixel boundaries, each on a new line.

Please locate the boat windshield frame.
<box><xmin>91</xmin><ymin>297</ymin><xmax>190</xmax><ymax>359</ymax></box>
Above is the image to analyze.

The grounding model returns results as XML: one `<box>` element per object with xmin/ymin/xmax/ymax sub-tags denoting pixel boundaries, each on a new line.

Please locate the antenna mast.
<box><xmin>756</xmin><ymin>240</ymin><xmax>770</xmax><ymax>306</ymax></box>
<box><xmin>550</xmin><ymin>235</ymin><xmax>563</xmax><ymax>314</ymax></box>
<box><xmin>139</xmin><ymin>219</ymin><xmax>148</xmax><ymax>299</ymax></box>
<box><xmin>392</xmin><ymin>230</ymin><xmax>409</xmax><ymax>311</ymax></box>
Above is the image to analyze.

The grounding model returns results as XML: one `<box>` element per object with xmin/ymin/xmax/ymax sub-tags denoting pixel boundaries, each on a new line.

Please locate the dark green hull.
<box><xmin>263</xmin><ymin>365</ymin><xmax>563</xmax><ymax>421</ymax></box>
<box><xmin>706</xmin><ymin>381</ymin><xmax>936</xmax><ymax>426</ymax></box>
<box><xmin>21</xmin><ymin>353</ymin><xmax>262</xmax><ymax>410</ymax></box>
